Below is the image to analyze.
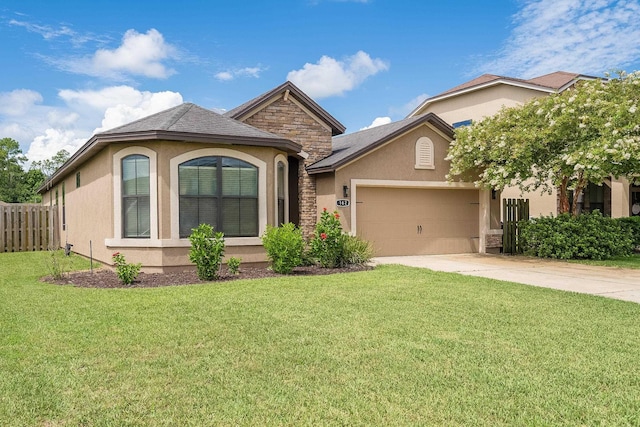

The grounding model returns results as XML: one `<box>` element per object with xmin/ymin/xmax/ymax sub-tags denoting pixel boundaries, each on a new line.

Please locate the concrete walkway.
<box><xmin>373</xmin><ymin>254</ymin><xmax>640</xmax><ymax>304</ymax></box>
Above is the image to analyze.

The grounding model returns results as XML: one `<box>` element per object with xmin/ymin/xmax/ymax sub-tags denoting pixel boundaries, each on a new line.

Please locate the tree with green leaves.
<box><xmin>31</xmin><ymin>149</ymin><xmax>70</xmax><ymax>177</ymax></box>
<box><xmin>447</xmin><ymin>71</ymin><xmax>640</xmax><ymax>216</ymax></box>
<box><xmin>0</xmin><ymin>137</ymin><xmax>28</xmax><ymax>203</ymax></box>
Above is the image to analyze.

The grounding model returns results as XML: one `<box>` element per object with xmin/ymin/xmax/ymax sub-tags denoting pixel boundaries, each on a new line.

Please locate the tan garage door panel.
<box><xmin>356</xmin><ymin>187</ymin><xmax>479</xmax><ymax>256</ymax></box>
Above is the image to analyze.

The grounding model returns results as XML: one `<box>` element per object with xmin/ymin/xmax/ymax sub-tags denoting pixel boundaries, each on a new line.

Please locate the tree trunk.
<box><xmin>558</xmin><ymin>176</ymin><xmax>570</xmax><ymax>214</ymax></box>
<box><xmin>571</xmin><ymin>175</ymin><xmax>587</xmax><ymax>217</ymax></box>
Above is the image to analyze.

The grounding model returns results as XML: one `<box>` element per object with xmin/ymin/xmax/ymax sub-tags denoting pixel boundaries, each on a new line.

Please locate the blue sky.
<box><xmin>1</xmin><ymin>0</ymin><xmax>640</xmax><ymax>163</ymax></box>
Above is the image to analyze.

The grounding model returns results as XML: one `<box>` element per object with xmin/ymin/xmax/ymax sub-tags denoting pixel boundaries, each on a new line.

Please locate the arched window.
<box><xmin>178</xmin><ymin>156</ymin><xmax>258</xmax><ymax>238</ymax></box>
<box><xmin>415</xmin><ymin>137</ymin><xmax>435</xmax><ymax>169</ymax></box>
<box><xmin>122</xmin><ymin>154</ymin><xmax>151</xmax><ymax>238</ymax></box>
<box><xmin>276</xmin><ymin>160</ymin><xmax>286</xmax><ymax>225</ymax></box>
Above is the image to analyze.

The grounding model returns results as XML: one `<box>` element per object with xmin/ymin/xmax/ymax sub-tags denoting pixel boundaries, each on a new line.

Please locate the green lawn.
<box><xmin>1</xmin><ymin>251</ymin><xmax>639</xmax><ymax>426</ymax></box>
<box><xmin>569</xmin><ymin>253</ymin><xmax>640</xmax><ymax>269</ymax></box>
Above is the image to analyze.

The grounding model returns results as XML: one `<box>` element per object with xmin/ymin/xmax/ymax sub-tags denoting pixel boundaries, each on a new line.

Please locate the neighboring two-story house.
<box><xmin>408</xmin><ymin>71</ymin><xmax>639</xmax><ymax>219</ymax></box>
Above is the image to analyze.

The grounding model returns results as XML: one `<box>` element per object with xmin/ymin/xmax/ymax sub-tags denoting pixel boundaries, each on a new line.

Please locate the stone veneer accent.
<box><xmin>241</xmin><ymin>96</ymin><xmax>333</xmax><ymax>237</ymax></box>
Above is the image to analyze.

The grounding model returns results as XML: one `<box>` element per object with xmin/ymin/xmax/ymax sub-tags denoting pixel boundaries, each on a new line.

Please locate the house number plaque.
<box><xmin>336</xmin><ymin>199</ymin><xmax>350</xmax><ymax>207</ymax></box>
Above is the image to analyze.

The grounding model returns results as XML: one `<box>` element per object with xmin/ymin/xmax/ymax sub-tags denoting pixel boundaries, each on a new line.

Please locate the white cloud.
<box><xmin>476</xmin><ymin>0</ymin><xmax>640</xmax><ymax>77</ymax></box>
<box><xmin>360</xmin><ymin>116</ymin><xmax>392</xmax><ymax>130</ymax></box>
<box><xmin>9</xmin><ymin>19</ymin><xmax>104</xmax><ymax>47</ymax></box>
<box><xmin>0</xmin><ymin>89</ymin><xmax>43</xmax><ymax>116</ymax></box>
<box><xmin>58</xmin><ymin>29</ymin><xmax>178</xmax><ymax>79</ymax></box>
<box><xmin>215</xmin><ymin>71</ymin><xmax>234</xmax><ymax>81</ymax></box>
<box><xmin>215</xmin><ymin>66</ymin><xmax>266</xmax><ymax>81</ymax></box>
<box><xmin>0</xmin><ymin>86</ymin><xmax>185</xmax><ymax>163</ymax></box>
<box><xmin>26</xmin><ymin>129</ymin><xmax>86</xmax><ymax>164</ymax></box>
<box><xmin>287</xmin><ymin>51</ymin><xmax>389</xmax><ymax>98</ymax></box>
<box><xmin>94</xmin><ymin>91</ymin><xmax>184</xmax><ymax>133</ymax></box>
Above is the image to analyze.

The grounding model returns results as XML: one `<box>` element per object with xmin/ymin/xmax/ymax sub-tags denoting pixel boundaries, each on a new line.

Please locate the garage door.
<box><xmin>356</xmin><ymin>187</ymin><xmax>479</xmax><ymax>256</ymax></box>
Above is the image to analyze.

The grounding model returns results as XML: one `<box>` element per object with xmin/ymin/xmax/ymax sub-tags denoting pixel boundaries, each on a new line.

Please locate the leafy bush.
<box><xmin>112</xmin><ymin>252</ymin><xmax>142</xmax><ymax>285</ymax></box>
<box><xmin>46</xmin><ymin>248</ymin><xmax>70</xmax><ymax>280</ymax></box>
<box><xmin>519</xmin><ymin>211</ymin><xmax>633</xmax><ymax>260</ymax></box>
<box><xmin>188</xmin><ymin>224</ymin><xmax>225</xmax><ymax>281</ymax></box>
<box><xmin>227</xmin><ymin>257</ymin><xmax>241</xmax><ymax>275</ymax></box>
<box><xmin>262</xmin><ymin>223</ymin><xmax>303</xmax><ymax>274</ymax></box>
<box><xmin>310</xmin><ymin>208</ymin><xmax>346</xmax><ymax>268</ymax></box>
<box><xmin>342</xmin><ymin>234</ymin><xmax>374</xmax><ymax>265</ymax></box>
<box><xmin>616</xmin><ymin>216</ymin><xmax>640</xmax><ymax>249</ymax></box>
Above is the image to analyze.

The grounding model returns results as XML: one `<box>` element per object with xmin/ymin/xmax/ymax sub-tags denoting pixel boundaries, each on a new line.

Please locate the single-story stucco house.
<box><xmin>408</xmin><ymin>71</ymin><xmax>640</xmax><ymax>219</ymax></box>
<box><xmin>39</xmin><ymin>81</ymin><xmax>499</xmax><ymax>270</ymax></box>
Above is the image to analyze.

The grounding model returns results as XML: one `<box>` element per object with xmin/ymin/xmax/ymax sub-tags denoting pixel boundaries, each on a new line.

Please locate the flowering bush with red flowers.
<box><xmin>112</xmin><ymin>252</ymin><xmax>142</xmax><ymax>285</ymax></box>
<box><xmin>310</xmin><ymin>208</ymin><xmax>346</xmax><ymax>268</ymax></box>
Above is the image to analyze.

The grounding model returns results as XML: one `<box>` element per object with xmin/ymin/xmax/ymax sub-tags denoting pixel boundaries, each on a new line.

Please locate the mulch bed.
<box><xmin>43</xmin><ymin>264</ymin><xmax>373</xmax><ymax>288</ymax></box>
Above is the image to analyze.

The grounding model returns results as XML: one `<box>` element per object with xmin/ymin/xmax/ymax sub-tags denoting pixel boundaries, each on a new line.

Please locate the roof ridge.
<box><xmin>166</xmin><ymin>102</ymin><xmax>196</xmax><ymax>130</ymax></box>
<box><xmin>97</xmin><ymin>103</ymin><xmax>192</xmax><ymax>134</ymax></box>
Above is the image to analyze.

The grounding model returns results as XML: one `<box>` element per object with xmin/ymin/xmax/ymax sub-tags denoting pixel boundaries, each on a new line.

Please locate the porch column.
<box><xmin>479</xmin><ymin>189</ymin><xmax>491</xmax><ymax>254</ymax></box>
<box><xmin>610</xmin><ymin>177</ymin><xmax>630</xmax><ymax>218</ymax></box>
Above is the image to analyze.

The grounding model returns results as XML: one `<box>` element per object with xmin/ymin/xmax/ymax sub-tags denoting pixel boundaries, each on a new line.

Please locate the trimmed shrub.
<box><xmin>227</xmin><ymin>257</ymin><xmax>241</xmax><ymax>275</ymax></box>
<box><xmin>616</xmin><ymin>216</ymin><xmax>640</xmax><ymax>249</ymax></box>
<box><xmin>519</xmin><ymin>211</ymin><xmax>633</xmax><ymax>260</ymax></box>
<box><xmin>188</xmin><ymin>224</ymin><xmax>225</xmax><ymax>281</ymax></box>
<box><xmin>262</xmin><ymin>223</ymin><xmax>304</xmax><ymax>274</ymax></box>
<box><xmin>342</xmin><ymin>234</ymin><xmax>374</xmax><ymax>265</ymax></box>
<box><xmin>112</xmin><ymin>252</ymin><xmax>142</xmax><ymax>285</ymax></box>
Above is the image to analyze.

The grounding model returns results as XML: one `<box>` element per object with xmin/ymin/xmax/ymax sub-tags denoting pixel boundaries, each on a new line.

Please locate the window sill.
<box><xmin>105</xmin><ymin>237</ymin><xmax>263</xmax><ymax>248</ymax></box>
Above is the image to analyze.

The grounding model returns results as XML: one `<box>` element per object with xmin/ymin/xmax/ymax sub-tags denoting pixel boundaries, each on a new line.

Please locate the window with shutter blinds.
<box><xmin>122</xmin><ymin>154</ymin><xmax>151</xmax><ymax>238</ymax></box>
<box><xmin>415</xmin><ymin>137</ymin><xmax>435</xmax><ymax>169</ymax></box>
<box><xmin>178</xmin><ymin>156</ymin><xmax>258</xmax><ymax>238</ymax></box>
<box><xmin>276</xmin><ymin>161</ymin><xmax>285</xmax><ymax>225</ymax></box>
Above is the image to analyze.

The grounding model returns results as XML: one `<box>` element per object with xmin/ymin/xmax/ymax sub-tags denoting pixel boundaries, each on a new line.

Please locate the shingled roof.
<box><xmin>307</xmin><ymin>113</ymin><xmax>453</xmax><ymax>174</ymax></box>
<box><xmin>225</xmin><ymin>81</ymin><xmax>346</xmax><ymax>136</ymax></box>
<box><xmin>408</xmin><ymin>71</ymin><xmax>598</xmax><ymax>118</ymax></box>
<box><xmin>40</xmin><ymin>102</ymin><xmax>302</xmax><ymax>191</ymax></box>
<box><xmin>99</xmin><ymin>102</ymin><xmax>298</xmax><ymax>147</ymax></box>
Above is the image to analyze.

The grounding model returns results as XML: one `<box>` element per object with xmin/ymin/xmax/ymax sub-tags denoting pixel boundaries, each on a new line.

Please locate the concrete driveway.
<box><xmin>373</xmin><ymin>254</ymin><xmax>640</xmax><ymax>304</ymax></box>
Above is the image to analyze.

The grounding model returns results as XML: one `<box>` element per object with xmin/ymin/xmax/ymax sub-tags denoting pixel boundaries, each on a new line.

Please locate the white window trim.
<box><xmin>169</xmin><ymin>148</ymin><xmax>267</xmax><ymax>246</ymax></box>
<box><xmin>415</xmin><ymin>136</ymin><xmax>435</xmax><ymax>169</ymax></box>
<box><xmin>274</xmin><ymin>154</ymin><xmax>289</xmax><ymax>225</ymax></box>
<box><xmin>106</xmin><ymin>146</ymin><xmax>159</xmax><ymax>247</ymax></box>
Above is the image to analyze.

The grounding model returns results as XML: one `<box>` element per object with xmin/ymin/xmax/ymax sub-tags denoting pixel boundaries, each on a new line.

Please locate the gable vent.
<box><xmin>415</xmin><ymin>137</ymin><xmax>434</xmax><ymax>169</ymax></box>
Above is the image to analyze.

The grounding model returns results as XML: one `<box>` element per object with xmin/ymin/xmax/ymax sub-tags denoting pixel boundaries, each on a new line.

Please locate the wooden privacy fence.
<box><xmin>503</xmin><ymin>198</ymin><xmax>529</xmax><ymax>254</ymax></box>
<box><xmin>0</xmin><ymin>203</ymin><xmax>59</xmax><ymax>252</ymax></box>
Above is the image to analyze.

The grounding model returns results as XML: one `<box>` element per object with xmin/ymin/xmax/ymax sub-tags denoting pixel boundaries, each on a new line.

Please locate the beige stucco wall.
<box><xmin>44</xmin><ymin>141</ymin><xmax>289</xmax><ymax>272</ymax></box>
<box><xmin>335</xmin><ymin>124</ymin><xmax>450</xmax><ymax>232</ymax></box>
<box><xmin>322</xmin><ymin>124</ymin><xmax>481</xmax><ymax>233</ymax></box>
<box><xmin>420</xmin><ymin>85</ymin><xmax>547</xmax><ymax>125</ymax></box>
<box><xmin>501</xmin><ymin>184</ymin><xmax>558</xmax><ymax>218</ymax></box>
<box><xmin>41</xmin><ymin>147</ymin><xmax>113</xmax><ymax>261</ymax></box>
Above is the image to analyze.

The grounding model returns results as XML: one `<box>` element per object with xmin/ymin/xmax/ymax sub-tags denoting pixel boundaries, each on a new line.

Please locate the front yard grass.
<box><xmin>1</xmin><ymin>251</ymin><xmax>639</xmax><ymax>426</ymax></box>
<box><xmin>569</xmin><ymin>252</ymin><xmax>640</xmax><ymax>269</ymax></box>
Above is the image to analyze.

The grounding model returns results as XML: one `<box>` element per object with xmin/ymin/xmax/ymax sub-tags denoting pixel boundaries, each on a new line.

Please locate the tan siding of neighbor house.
<box><xmin>239</xmin><ymin>96</ymin><xmax>333</xmax><ymax>238</ymax></box>
<box><xmin>419</xmin><ymin>85</ymin><xmax>546</xmax><ymax>125</ymax></box>
<box><xmin>420</xmin><ymin>84</ymin><xmax>560</xmax><ymax>219</ymax></box>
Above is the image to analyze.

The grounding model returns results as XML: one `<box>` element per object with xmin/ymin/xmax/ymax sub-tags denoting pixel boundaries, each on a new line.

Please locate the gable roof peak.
<box><xmin>307</xmin><ymin>112</ymin><xmax>452</xmax><ymax>174</ymax></box>
<box><xmin>224</xmin><ymin>81</ymin><xmax>346</xmax><ymax>136</ymax></box>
